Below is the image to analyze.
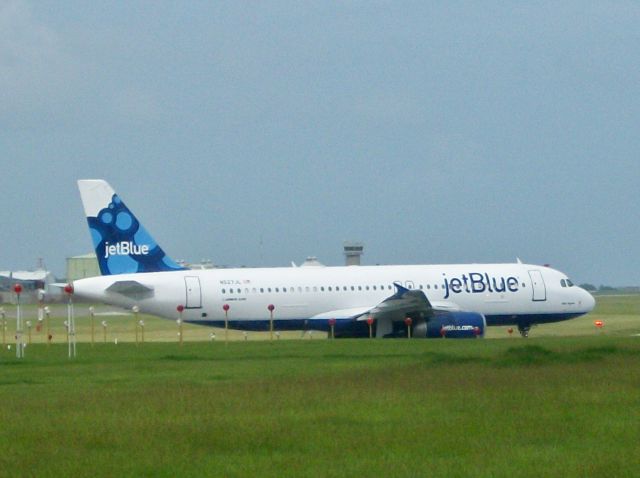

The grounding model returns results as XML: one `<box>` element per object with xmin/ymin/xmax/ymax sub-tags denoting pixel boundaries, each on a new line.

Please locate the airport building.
<box><xmin>343</xmin><ymin>241</ymin><xmax>364</xmax><ymax>266</ymax></box>
<box><xmin>0</xmin><ymin>269</ymin><xmax>57</xmax><ymax>303</ymax></box>
<box><xmin>66</xmin><ymin>253</ymin><xmax>101</xmax><ymax>282</ymax></box>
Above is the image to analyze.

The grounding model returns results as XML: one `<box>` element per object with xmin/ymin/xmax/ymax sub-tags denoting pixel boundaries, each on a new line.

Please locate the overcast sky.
<box><xmin>1</xmin><ymin>1</ymin><xmax>638</xmax><ymax>286</ymax></box>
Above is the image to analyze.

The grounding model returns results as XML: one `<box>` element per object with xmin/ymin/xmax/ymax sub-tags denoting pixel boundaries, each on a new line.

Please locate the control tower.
<box><xmin>343</xmin><ymin>241</ymin><xmax>364</xmax><ymax>266</ymax></box>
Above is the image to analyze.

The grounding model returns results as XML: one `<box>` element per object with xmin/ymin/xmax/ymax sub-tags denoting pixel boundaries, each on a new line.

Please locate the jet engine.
<box><xmin>425</xmin><ymin>311</ymin><xmax>486</xmax><ymax>338</ymax></box>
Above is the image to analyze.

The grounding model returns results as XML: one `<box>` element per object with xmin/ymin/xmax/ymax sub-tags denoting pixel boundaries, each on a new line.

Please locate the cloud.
<box><xmin>109</xmin><ymin>87</ymin><xmax>164</xmax><ymax>124</ymax></box>
<box><xmin>0</xmin><ymin>0</ymin><xmax>73</xmax><ymax>116</ymax></box>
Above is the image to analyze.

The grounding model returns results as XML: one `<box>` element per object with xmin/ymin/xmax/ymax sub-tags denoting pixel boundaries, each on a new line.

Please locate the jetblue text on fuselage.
<box><xmin>443</xmin><ymin>272</ymin><xmax>519</xmax><ymax>299</ymax></box>
<box><xmin>104</xmin><ymin>241</ymin><xmax>149</xmax><ymax>259</ymax></box>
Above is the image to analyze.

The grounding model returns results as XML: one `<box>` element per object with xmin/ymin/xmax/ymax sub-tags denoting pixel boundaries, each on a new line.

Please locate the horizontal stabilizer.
<box><xmin>106</xmin><ymin>280</ymin><xmax>154</xmax><ymax>300</ymax></box>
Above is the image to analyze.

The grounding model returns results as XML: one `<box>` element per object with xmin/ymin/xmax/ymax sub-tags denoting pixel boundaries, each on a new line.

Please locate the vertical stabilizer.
<box><xmin>77</xmin><ymin>180</ymin><xmax>185</xmax><ymax>275</ymax></box>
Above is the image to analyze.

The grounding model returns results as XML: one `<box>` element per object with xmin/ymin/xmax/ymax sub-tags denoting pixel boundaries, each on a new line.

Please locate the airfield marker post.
<box><xmin>0</xmin><ymin>308</ymin><xmax>5</xmax><ymax>347</ymax></box>
<box><xmin>366</xmin><ymin>317</ymin><xmax>374</xmax><ymax>339</ymax></box>
<box><xmin>37</xmin><ymin>290</ymin><xmax>45</xmax><ymax>340</ymax></box>
<box><xmin>26</xmin><ymin>321</ymin><xmax>32</xmax><ymax>345</ymax></box>
<box><xmin>14</xmin><ymin>284</ymin><xmax>24</xmax><ymax>358</ymax></box>
<box><xmin>268</xmin><ymin>304</ymin><xmax>275</xmax><ymax>341</ymax></box>
<box><xmin>139</xmin><ymin>320</ymin><xmax>145</xmax><ymax>344</ymax></box>
<box><xmin>507</xmin><ymin>327</ymin><xmax>513</xmax><ymax>337</ymax></box>
<box><xmin>44</xmin><ymin>306</ymin><xmax>51</xmax><ymax>345</ymax></box>
<box><xmin>101</xmin><ymin>320</ymin><xmax>107</xmax><ymax>343</ymax></box>
<box><xmin>89</xmin><ymin>306</ymin><xmax>95</xmax><ymax>347</ymax></box>
<box><xmin>595</xmin><ymin>320</ymin><xmax>604</xmax><ymax>333</ymax></box>
<box><xmin>64</xmin><ymin>284</ymin><xmax>76</xmax><ymax>358</ymax></box>
<box><xmin>404</xmin><ymin>317</ymin><xmax>412</xmax><ymax>339</ymax></box>
<box><xmin>222</xmin><ymin>304</ymin><xmax>230</xmax><ymax>345</ymax></box>
<box><xmin>328</xmin><ymin>318</ymin><xmax>336</xmax><ymax>339</ymax></box>
<box><xmin>132</xmin><ymin>305</ymin><xmax>140</xmax><ymax>345</ymax></box>
<box><xmin>37</xmin><ymin>288</ymin><xmax>45</xmax><ymax>321</ymax></box>
<box><xmin>177</xmin><ymin>305</ymin><xmax>184</xmax><ymax>346</ymax></box>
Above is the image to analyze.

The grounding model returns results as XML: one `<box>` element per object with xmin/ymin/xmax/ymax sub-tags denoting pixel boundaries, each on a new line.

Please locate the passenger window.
<box><xmin>222</xmin><ymin>289</ymin><xmax>226</xmax><ymax>294</ymax></box>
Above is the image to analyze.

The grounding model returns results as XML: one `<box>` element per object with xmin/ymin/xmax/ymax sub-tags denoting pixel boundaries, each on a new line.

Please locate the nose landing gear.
<box><xmin>518</xmin><ymin>324</ymin><xmax>531</xmax><ymax>338</ymax></box>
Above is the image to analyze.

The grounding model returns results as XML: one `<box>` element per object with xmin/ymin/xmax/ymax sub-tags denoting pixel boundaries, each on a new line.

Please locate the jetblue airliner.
<box><xmin>72</xmin><ymin>180</ymin><xmax>595</xmax><ymax>338</ymax></box>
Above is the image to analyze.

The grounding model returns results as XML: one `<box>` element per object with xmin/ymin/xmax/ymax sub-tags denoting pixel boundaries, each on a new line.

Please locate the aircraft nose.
<box><xmin>581</xmin><ymin>288</ymin><xmax>596</xmax><ymax>312</ymax></box>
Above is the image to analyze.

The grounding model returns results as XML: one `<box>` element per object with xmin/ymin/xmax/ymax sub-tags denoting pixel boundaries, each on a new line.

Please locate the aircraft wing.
<box><xmin>357</xmin><ymin>283</ymin><xmax>433</xmax><ymax>322</ymax></box>
<box><xmin>308</xmin><ymin>306</ymin><xmax>374</xmax><ymax>321</ymax></box>
<box><xmin>309</xmin><ymin>284</ymin><xmax>454</xmax><ymax>324</ymax></box>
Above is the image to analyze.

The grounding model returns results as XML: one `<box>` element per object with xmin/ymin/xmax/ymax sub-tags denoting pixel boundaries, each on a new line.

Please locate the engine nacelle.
<box><xmin>426</xmin><ymin>311</ymin><xmax>486</xmax><ymax>338</ymax></box>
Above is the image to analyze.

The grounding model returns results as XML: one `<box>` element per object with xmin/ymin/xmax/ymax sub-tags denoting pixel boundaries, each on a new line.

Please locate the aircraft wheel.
<box><xmin>518</xmin><ymin>324</ymin><xmax>530</xmax><ymax>338</ymax></box>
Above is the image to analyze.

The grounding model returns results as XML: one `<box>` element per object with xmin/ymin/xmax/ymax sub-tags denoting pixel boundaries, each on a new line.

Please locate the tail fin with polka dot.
<box><xmin>77</xmin><ymin>180</ymin><xmax>185</xmax><ymax>275</ymax></box>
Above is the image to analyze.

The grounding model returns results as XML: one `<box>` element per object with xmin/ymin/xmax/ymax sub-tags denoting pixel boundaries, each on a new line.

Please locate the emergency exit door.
<box><xmin>184</xmin><ymin>276</ymin><xmax>202</xmax><ymax>308</ymax></box>
<box><xmin>528</xmin><ymin>270</ymin><xmax>547</xmax><ymax>302</ymax></box>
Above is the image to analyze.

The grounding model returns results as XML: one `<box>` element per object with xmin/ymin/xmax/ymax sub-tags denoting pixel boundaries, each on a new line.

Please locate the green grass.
<box><xmin>487</xmin><ymin>293</ymin><xmax>640</xmax><ymax>338</ymax></box>
<box><xmin>0</xmin><ymin>303</ymin><xmax>318</xmax><ymax>344</ymax></box>
<box><xmin>0</xmin><ymin>296</ymin><xmax>638</xmax><ymax>477</ymax></box>
<box><xmin>1</xmin><ymin>338</ymin><xmax>640</xmax><ymax>476</ymax></box>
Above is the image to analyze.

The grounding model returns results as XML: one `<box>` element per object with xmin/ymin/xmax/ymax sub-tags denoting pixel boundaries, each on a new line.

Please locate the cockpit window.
<box><xmin>560</xmin><ymin>279</ymin><xmax>566</xmax><ymax>287</ymax></box>
<box><xmin>566</xmin><ymin>279</ymin><xmax>574</xmax><ymax>287</ymax></box>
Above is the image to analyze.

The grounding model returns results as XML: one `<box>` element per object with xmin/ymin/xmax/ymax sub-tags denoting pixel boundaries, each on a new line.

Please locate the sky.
<box><xmin>0</xmin><ymin>1</ymin><xmax>638</xmax><ymax>286</ymax></box>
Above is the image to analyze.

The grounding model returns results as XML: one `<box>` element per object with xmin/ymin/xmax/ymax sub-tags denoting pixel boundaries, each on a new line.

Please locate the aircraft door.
<box><xmin>528</xmin><ymin>270</ymin><xmax>547</xmax><ymax>302</ymax></box>
<box><xmin>184</xmin><ymin>276</ymin><xmax>202</xmax><ymax>308</ymax></box>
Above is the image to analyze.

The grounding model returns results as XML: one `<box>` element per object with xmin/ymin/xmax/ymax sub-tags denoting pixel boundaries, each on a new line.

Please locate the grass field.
<box><xmin>0</xmin><ymin>295</ymin><xmax>639</xmax><ymax>477</ymax></box>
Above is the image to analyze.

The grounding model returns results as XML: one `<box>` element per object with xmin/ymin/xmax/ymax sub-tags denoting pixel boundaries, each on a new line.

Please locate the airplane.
<box><xmin>72</xmin><ymin>180</ymin><xmax>595</xmax><ymax>338</ymax></box>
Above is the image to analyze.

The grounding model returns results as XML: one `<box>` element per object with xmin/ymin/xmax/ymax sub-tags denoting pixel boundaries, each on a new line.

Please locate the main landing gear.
<box><xmin>518</xmin><ymin>324</ymin><xmax>531</xmax><ymax>338</ymax></box>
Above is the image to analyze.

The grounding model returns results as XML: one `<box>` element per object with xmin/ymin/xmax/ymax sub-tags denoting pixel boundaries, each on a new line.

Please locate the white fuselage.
<box><xmin>73</xmin><ymin>262</ymin><xmax>595</xmax><ymax>330</ymax></box>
